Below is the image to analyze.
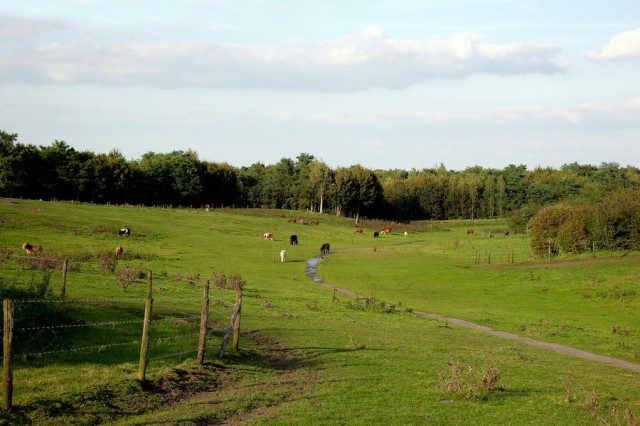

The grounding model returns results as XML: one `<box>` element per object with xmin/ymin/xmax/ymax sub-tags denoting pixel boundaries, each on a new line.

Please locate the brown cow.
<box><xmin>309</xmin><ymin>220</ymin><xmax>319</xmax><ymax>226</ymax></box>
<box><xmin>467</xmin><ymin>229</ymin><xmax>475</xmax><ymax>235</ymax></box>
<box><xmin>115</xmin><ymin>246</ymin><xmax>124</xmax><ymax>256</ymax></box>
<box><xmin>320</xmin><ymin>243</ymin><xmax>330</xmax><ymax>254</ymax></box>
<box><xmin>288</xmin><ymin>217</ymin><xmax>297</xmax><ymax>223</ymax></box>
<box><xmin>354</xmin><ymin>228</ymin><xmax>363</xmax><ymax>235</ymax></box>
<box><xmin>298</xmin><ymin>217</ymin><xmax>307</xmax><ymax>225</ymax></box>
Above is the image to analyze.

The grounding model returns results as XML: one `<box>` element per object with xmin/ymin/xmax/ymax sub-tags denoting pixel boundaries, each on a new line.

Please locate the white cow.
<box><xmin>404</xmin><ymin>231</ymin><xmax>408</xmax><ymax>237</ymax></box>
<box><xmin>280</xmin><ymin>249</ymin><xmax>287</xmax><ymax>263</ymax></box>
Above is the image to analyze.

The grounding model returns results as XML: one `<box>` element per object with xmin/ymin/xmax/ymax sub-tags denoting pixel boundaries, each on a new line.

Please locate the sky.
<box><xmin>1</xmin><ymin>0</ymin><xmax>639</xmax><ymax>170</ymax></box>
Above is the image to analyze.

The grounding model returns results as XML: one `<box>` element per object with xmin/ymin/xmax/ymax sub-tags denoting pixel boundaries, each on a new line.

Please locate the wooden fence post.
<box><xmin>60</xmin><ymin>259</ymin><xmax>68</xmax><ymax>298</ymax></box>
<box><xmin>137</xmin><ymin>271</ymin><xmax>153</xmax><ymax>381</ymax></box>
<box><xmin>487</xmin><ymin>250</ymin><xmax>492</xmax><ymax>264</ymax></box>
<box><xmin>197</xmin><ymin>279</ymin><xmax>210</xmax><ymax>365</ymax></box>
<box><xmin>548</xmin><ymin>245</ymin><xmax>552</xmax><ymax>262</ymax></box>
<box><xmin>219</xmin><ymin>304</ymin><xmax>241</xmax><ymax>358</ymax></box>
<box><xmin>592</xmin><ymin>241</ymin><xmax>596</xmax><ymax>258</ymax></box>
<box><xmin>3</xmin><ymin>300</ymin><xmax>14</xmax><ymax>411</ymax></box>
<box><xmin>232</xmin><ymin>289</ymin><xmax>243</xmax><ymax>352</ymax></box>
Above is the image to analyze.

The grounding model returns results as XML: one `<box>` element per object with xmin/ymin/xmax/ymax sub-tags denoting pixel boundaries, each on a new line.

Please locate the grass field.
<box><xmin>0</xmin><ymin>198</ymin><xmax>638</xmax><ymax>425</ymax></box>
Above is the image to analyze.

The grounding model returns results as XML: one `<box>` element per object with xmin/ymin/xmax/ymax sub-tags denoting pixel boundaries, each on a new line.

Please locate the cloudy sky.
<box><xmin>1</xmin><ymin>1</ymin><xmax>639</xmax><ymax>169</ymax></box>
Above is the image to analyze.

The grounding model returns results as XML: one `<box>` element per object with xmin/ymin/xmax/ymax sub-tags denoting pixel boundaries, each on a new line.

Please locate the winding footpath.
<box><xmin>305</xmin><ymin>253</ymin><xmax>640</xmax><ymax>373</ymax></box>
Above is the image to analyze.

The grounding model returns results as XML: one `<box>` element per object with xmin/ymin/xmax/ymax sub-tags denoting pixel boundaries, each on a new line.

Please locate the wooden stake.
<box><xmin>3</xmin><ymin>300</ymin><xmax>13</xmax><ymax>411</ymax></box>
<box><xmin>488</xmin><ymin>250</ymin><xmax>492</xmax><ymax>264</ymax></box>
<box><xmin>197</xmin><ymin>279</ymin><xmax>210</xmax><ymax>365</ymax></box>
<box><xmin>232</xmin><ymin>289</ymin><xmax>242</xmax><ymax>352</ymax></box>
<box><xmin>61</xmin><ymin>259</ymin><xmax>68</xmax><ymax>298</ymax></box>
<box><xmin>548</xmin><ymin>245</ymin><xmax>552</xmax><ymax>262</ymax></box>
<box><xmin>219</xmin><ymin>305</ymin><xmax>241</xmax><ymax>358</ymax></box>
<box><xmin>137</xmin><ymin>271</ymin><xmax>153</xmax><ymax>381</ymax></box>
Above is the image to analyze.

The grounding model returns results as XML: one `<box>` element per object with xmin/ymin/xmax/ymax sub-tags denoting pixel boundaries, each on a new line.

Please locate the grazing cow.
<box><xmin>203</xmin><ymin>204</ymin><xmax>210</xmax><ymax>212</ymax></box>
<box><xmin>320</xmin><ymin>243</ymin><xmax>330</xmax><ymax>254</ymax></box>
<box><xmin>288</xmin><ymin>217</ymin><xmax>297</xmax><ymax>223</ymax></box>
<box><xmin>381</xmin><ymin>227</ymin><xmax>392</xmax><ymax>234</ymax></box>
<box><xmin>309</xmin><ymin>220</ymin><xmax>319</xmax><ymax>226</ymax></box>
<box><xmin>354</xmin><ymin>228</ymin><xmax>363</xmax><ymax>235</ymax></box>
<box><xmin>22</xmin><ymin>243</ymin><xmax>42</xmax><ymax>255</ymax></box>
<box><xmin>504</xmin><ymin>230</ymin><xmax>510</xmax><ymax>237</ymax></box>
<box><xmin>280</xmin><ymin>249</ymin><xmax>287</xmax><ymax>263</ymax></box>
<box><xmin>263</xmin><ymin>232</ymin><xmax>274</xmax><ymax>241</ymax></box>
<box><xmin>118</xmin><ymin>228</ymin><xmax>131</xmax><ymax>237</ymax></box>
<box><xmin>467</xmin><ymin>229</ymin><xmax>475</xmax><ymax>235</ymax></box>
<box><xmin>290</xmin><ymin>234</ymin><xmax>298</xmax><ymax>245</ymax></box>
<box><xmin>373</xmin><ymin>231</ymin><xmax>380</xmax><ymax>238</ymax></box>
<box><xmin>404</xmin><ymin>231</ymin><xmax>409</xmax><ymax>238</ymax></box>
<box><xmin>115</xmin><ymin>246</ymin><xmax>124</xmax><ymax>256</ymax></box>
<box><xmin>298</xmin><ymin>217</ymin><xmax>307</xmax><ymax>225</ymax></box>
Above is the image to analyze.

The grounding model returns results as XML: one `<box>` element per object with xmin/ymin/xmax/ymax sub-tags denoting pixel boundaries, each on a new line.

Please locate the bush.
<box><xmin>557</xmin><ymin>206</ymin><xmax>593</xmax><ymax>253</ymax></box>
<box><xmin>529</xmin><ymin>204</ymin><xmax>575</xmax><ymax>255</ymax></box>
<box><xmin>590</xmin><ymin>189</ymin><xmax>640</xmax><ymax>250</ymax></box>
<box><xmin>528</xmin><ymin>189</ymin><xmax>640</xmax><ymax>254</ymax></box>
<box><xmin>506</xmin><ymin>203</ymin><xmax>541</xmax><ymax>234</ymax></box>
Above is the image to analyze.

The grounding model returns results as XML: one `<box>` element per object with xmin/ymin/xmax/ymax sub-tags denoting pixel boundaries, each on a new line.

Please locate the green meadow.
<box><xmin>0</xmin><ymin>198</ymin><xmax>638</xmax><ymax>424</ymax></box>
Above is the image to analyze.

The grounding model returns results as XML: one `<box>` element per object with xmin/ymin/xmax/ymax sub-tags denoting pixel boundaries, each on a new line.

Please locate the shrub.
<box><xmin>529</xmin><ymin>204</ymin><xmax>575</xmax><ymax>255</ymax></box>
<box><xmin>557</xmin><ymin>206</ymin><xmax>593</xmax><ymax>253</ymax></box>
<box><xmin>506</xmin><ymin>203</ymin><xmax>542</xmax><ymax>234</ymax></box>
<box><xmin>590</xmin><ymin>189</ymin><xmax>640</xmax><ymax>250</ymax></box>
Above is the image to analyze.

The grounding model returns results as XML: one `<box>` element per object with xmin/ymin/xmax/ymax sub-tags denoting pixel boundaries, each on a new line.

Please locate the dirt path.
<box><xmin>305</xmin><ymin>253</ymin><xmax>640</xmax><ymax>373</ymax></box>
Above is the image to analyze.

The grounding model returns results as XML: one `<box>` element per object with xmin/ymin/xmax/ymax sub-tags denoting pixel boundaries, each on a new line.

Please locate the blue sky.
<box><xmin>1</xmin><ymin>1</ymin><xmax>639</xmax><ymax>169</ymax></box>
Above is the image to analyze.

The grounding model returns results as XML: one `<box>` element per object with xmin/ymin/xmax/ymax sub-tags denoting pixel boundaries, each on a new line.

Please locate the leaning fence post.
<box><xmin>197</xmin><ymin>279</ymin><xmax>210</xmax><ymax>365</ymax></box>
<box><xmin>3</xmin><ymin>299</ymin><xmax>14</xmax><ymax>411</ymax></box>
<box><xmin>232</xmin><ymin>289</ymin><xmax>243</xmax><ymax>352</ymax></box>
<box><xmin>219</xmin><ymin>304</ymin><xmax>240</xmax><ymax>358</ymax></box>
<box><xmin>137</xmin><ymin>271</ymin><xmax>153</xmax><ymax>382</ymax></box>
<box><xmin>61</xmin><ymin>259</ymin><xmax>69</xmax><ymax>298</ymax></box>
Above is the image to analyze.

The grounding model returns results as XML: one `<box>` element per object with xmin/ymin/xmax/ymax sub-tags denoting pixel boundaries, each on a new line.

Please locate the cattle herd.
<box><xmin>263</xmin><ymin>219</ymin><xmax>409</xmax><ymax>262</ymax></box>
<box><xmin>19</xmin><ymin>227</ymin><xmax>132</xmax><ymax>259</ymax></box>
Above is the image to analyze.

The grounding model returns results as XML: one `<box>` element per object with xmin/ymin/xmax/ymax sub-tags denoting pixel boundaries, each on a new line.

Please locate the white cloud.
<box><xmin>0</xmin><ymin>13</ymin><xmax>66</xmax><ymax>39</ymax></box>
<box><xmin>0</xmin><ymin>27</ymin><xmax>565</xmax><ymax>91</ymax></box>
<box><xmin>584</xmin><ymin>27</ymin><xmax>640</xmax><ymax>60</ymax></box>
<box><xmin>267</xmin><ymin>96</ymin><xmax>640</xmax><ymax>127</ymax></box>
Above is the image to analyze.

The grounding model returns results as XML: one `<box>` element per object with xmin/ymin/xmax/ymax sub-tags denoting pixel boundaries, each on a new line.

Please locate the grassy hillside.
<box><xmin>0</xmin><ymin>199</ymin><xmax>638</xmax><ymax>424</ymax></box>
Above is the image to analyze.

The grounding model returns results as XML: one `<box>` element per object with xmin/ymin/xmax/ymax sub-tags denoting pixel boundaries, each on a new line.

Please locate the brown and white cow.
<box><xmin>115</xmin><ymin>246</ymin><xmax>124</xmax><ymax>256</ymax></box>
<box><xmin>380</xmin><ymin>227</ymin><xmax>392</xmax><ymax>235</ymax></box>
<box><xmin>467</xmin><ymin>229</ymin><xmax>475</xmax><ymax>235</ymax></box>
<box><xmin>320</xmin><ymin>243</ymin><xmax>330</xmax><ymax>254</ymax></box>
<box><xmin>354</xmin><ymin>228</ymin><xmax>363</xmax><ymax>235</ymax></box>
<box><xmin>263</xmin><ymin>232</ymin><xmax>274</xmax><ymax>240</ymax></box>
<box><xmin>309</xmin><ymin>220</ymin><xmax>319</xmax><ymax>226</ymax></box>
<box><xmin>22</xmin><ymin>243</ymin><xmax>42</xmax><ymax>255</ymax></box>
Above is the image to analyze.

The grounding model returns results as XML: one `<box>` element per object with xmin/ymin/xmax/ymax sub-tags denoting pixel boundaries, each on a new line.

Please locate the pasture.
<box><xmin>0</xmin><ymin>199</ymin><xmax>638</xmax><ymax>424</ymax></box>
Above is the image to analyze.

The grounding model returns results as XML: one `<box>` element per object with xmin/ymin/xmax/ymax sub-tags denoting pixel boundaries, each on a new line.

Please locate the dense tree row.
<box><xmin>2</xmin><ymin>130</ymin><xmax>639</xmax><ymax>220</ymax></box>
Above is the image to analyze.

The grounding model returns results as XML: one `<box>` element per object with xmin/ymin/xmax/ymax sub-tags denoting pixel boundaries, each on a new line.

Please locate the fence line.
<box><xmin>1</xmin><ymin>261</ymin><xmax>245</xmax><ymax>410</ymax></box>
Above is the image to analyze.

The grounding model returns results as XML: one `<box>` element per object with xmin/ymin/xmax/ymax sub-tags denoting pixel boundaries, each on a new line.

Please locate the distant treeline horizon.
<box><xmin>2</xmin><ymin>130</ymin><xmax>639</xmax><ymax>221</ymax></box>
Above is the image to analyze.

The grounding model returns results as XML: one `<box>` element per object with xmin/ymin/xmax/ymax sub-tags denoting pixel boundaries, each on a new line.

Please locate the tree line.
<box><xmin>2</xmin><ymin>130</ymin><xmax>639</xmax><ymax>220</ymax></box>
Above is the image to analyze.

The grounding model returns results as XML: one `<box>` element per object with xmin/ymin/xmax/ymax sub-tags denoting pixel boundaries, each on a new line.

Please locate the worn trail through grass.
<box><xmin>306</xmin><ymin>251</ymin><xmax>640</xmax><ymax>373</ymax></box>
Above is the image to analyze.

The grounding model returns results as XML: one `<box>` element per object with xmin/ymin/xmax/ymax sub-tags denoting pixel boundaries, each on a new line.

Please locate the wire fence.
<box><xmin>0</xmin><ymin>257</ymin><xmax>245</xmax><ymax>411</ymax></box>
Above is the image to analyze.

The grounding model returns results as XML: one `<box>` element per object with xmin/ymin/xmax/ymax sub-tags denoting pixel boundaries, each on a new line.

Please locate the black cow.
<box><xmin>290</xmin><ymin>234</ymin><xmax>298</xmax><ymax>245</ymax></box>
<box><xmin>118</xmin><ymin>228</ymin><xmax>131</xmax><ymax>237</ymax></box>
<box><xmin>320</xmin><ymin>242</ymin><xmax>330</xmax><ymax>254</ymax></box>
<box><xmin>373</xmin><ymin>231</ymin><xmax>380</xmax><ymax>238</ymax></box>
